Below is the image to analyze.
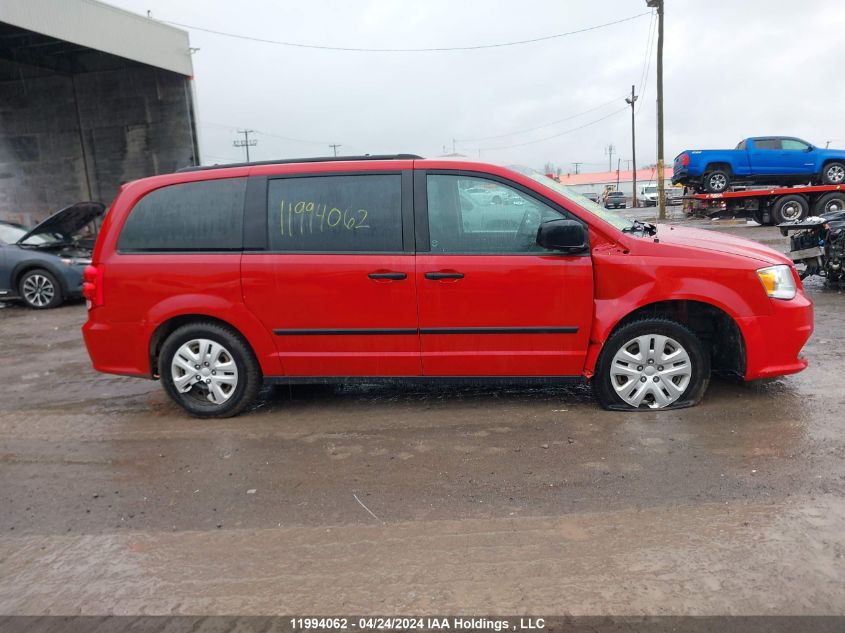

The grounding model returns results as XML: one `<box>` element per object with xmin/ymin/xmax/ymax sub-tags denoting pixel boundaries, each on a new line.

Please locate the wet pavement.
<box><xmin>0</xmin><ymin>220</ymin><xmax>844</xmax><ymax>615</ymax></box>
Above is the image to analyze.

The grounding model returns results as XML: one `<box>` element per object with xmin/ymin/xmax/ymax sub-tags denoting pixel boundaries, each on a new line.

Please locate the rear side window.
<box><xmin>267</xmin><ymin>174</ymin><xmax>402</xmax><ymax>252</ymax></box>
<box><xmin>754</xmin><ymin>138</ymin><xmax>781</xmax><ymax>150</ymax></box>
<box><xmin>118</xmin><ymin>178</ymin><xmax>246</xmax><ymax>252</ymax></box>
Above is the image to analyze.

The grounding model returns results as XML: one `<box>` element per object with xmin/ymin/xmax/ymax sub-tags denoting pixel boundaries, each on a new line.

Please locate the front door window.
<box><xmin>427</xmin><ymin>175</ymin><xmax>562</xmax><ymax>254</ymax></box>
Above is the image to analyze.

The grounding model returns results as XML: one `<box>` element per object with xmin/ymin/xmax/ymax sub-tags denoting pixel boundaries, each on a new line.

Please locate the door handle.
<box><xmin>425</xmin><ymin>271</ymin><xmax>465</xmax><ymax>280</ymax></box>
<box><xmin>368</xmin><ymin>272</ymin><xmax>407</xmax><ymax>280</ymax></box>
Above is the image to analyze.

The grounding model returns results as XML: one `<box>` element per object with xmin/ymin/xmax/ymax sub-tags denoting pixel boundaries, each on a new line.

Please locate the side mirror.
<box><xmin>806</xmin><ymin>145</ymin><xmax>814</xmax><ymax>152</ymax></box>
<box><xmin>536</xmin><ymin>219</ymin><xmax>589</xmax><ymax>253</ymax></box>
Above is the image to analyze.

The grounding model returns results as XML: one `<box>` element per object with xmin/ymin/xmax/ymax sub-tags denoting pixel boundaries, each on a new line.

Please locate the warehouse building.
<box><xmin>0</xmin><ymin>0</ymin><xmax>199</xmax><ymax>226</ymax></box>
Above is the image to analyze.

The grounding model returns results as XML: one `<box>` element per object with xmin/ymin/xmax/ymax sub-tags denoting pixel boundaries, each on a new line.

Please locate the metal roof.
<box><xmin>559</xmin><ymin>166</ymin><xmax>675</xmax><ymax>186</ymax></box>
<box><xmin>0</xmin><ymin>0</ymin><xmax>193</xmax><ymax>76</ymax></box>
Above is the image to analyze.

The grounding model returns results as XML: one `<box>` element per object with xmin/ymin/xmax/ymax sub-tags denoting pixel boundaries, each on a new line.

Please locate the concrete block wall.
<box><xmin>0</xmin><ymin>65</ymin><xmax>197</xmax><ymax>226</ymax></box>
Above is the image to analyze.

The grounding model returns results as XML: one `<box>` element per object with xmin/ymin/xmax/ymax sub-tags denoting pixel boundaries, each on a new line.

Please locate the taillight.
<box><xmin>82</xmin><ymin>264</ymin><xmax>104</xmax><ymax>308</ymax></box>
<box><xmin>680</xmin><ymin>153</ymin><xmax>689</xmax><ymax>166</ymax></box>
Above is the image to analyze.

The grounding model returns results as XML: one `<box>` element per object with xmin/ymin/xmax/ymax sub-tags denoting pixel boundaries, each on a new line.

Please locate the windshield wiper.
<box><xmin>622</xmin><ymin>219</ymin><xmax>657</xmax><ymax>236</ymax></box>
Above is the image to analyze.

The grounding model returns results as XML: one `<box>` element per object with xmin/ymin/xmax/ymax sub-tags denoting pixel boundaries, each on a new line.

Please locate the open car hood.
<box><xmin>17</xmin><ymin>201</ymin><xmax>105</xmax><ymax>244</ymax></box>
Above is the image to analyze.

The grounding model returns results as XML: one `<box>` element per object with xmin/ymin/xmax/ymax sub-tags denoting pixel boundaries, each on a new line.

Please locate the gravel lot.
<box><xmin>1</xmin><ymin>219</ymin><xmax>843</xmax><ymax>615</ymax></box>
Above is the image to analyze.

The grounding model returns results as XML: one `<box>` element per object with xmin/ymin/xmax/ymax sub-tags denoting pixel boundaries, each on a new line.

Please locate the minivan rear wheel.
<box><xmin>593</xmin><ymin>318</ymin><xmax>710</xmax><ymax>410</ymax></box>
<box><xmin>159</xmin><ymin>322</ymin><xmax>262</xmax><ymax>418</ymax></box>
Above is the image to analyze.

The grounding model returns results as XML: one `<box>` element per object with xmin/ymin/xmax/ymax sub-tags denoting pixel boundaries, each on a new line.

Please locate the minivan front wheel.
<box><xmin>593</xmin><ymin>319</ymin><xmax>710</xmax><ymax>410</ymax></box>
<box><xmin>160</xmin><ymin>322</ymin><xmax>262</xmax><ymax>418</ymax></box>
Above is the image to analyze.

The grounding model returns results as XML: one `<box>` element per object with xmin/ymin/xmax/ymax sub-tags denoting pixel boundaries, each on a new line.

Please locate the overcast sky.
<box><xmin>110</xmin><ymin>0</ymin><xmax>845</xmax><ymax>174</ymax></box>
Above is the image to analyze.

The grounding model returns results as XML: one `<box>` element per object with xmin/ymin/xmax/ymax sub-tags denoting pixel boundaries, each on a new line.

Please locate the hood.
<box><xmin>654</xmin><ymin>224</ymin><xmax>790</xmax><ymax>266</ymax></box>
<box><xmin>17</xmin><ymin>201</ymin><xmax>104</xmax><ymax>244</ymax></box>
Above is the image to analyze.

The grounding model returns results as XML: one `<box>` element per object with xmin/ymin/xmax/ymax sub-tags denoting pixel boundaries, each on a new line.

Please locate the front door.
<box><xmin>242</xmin><ymin>170</ymin><xmax>420</xmax><ymax>377</ymax></box>
<box><xmin>780</xmin><ymin>138</ymin><xmax>816</xmax><ymax>175</ymax></box>
<box><xmin>415</xmin><ymin>172</ymin><xmax>593</xmax><ymax>377</ymax></box>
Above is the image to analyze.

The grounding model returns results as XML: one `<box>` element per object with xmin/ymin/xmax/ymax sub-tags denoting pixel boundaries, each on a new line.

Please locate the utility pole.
<box><xmin>826</xmin><ymin>141</ymin><xmax>831</xmax><ymax>149</ymax></box>
<box><xmin>605</xmin><ymin>144</ymin><xmax>615</xmax><ymax>172</ymax></box>
<box><xmin>572</xmin><ymin>162</ymin><xmax>582</xmax><ymax>174</ymax></box>
<box><xmin>233</xmin><ymin>129</ymin><xmax>257</xmax><ymax>162</ymax></box>
<box><xmin>626</xmin><ymin>84</ymin><xmax>639</xmax><ymax>208</ymax></box>
<box><xmin>616</xmin><ymin>158</ymin><xmax>621</xmax><ymax>188</ymax></box>
<box><xmin>647</xmin><ymin>0</ymin><xmax>665</xmax><ymax>219</ymax></box>
<box><xmin>329</xmin><ymin>144</ymin><xmax>341</xmax><ymax>157</ymax></box>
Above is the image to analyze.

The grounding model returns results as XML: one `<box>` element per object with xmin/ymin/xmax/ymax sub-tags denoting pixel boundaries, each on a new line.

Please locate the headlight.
<box><xmin>60</xmin><ymin>257</ymin><xmax>92</xmax><ymax>266</ymax></box>
<box><xmin>756</xmin><ymin>265</ymin><xmax>796</xmax><ymax>300</ymax></box>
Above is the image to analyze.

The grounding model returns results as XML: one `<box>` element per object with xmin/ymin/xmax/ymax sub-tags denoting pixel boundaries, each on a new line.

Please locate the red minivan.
<box><xmin>82</xmin><ymin>155</ymin><xmax>813</xmax><ymax>417</ymax></box>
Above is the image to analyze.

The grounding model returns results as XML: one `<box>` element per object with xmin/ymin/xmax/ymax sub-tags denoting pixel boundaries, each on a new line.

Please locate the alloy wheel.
<box><xmin>709</xmin><ymin>173</ymin><xmax>727</xmax><ymax>191</ymax></box>
<box><xmin>22</xmin><ymin>274</ymin><xmax>55</xmax><ymax>307</ymax></box>
<box><xmin>826</xmin><ymin>165</ymin><xmax>845</xmax><ymax>183</ymax></box>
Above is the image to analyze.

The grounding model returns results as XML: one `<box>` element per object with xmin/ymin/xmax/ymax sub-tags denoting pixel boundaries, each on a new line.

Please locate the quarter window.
<box><xmin>118</xmin><ymin>178</ymin><xmax>246</xmax><ymax>251</ymax></box>
<box><xmin>426</xmin><ymin>175</ymin><xmax>563</xmax><ymax>253</ymax></box>
<box><xmin>267</xmin><ymin>174</ymin><xmax>403</xmax><ymax>252</ymax></box>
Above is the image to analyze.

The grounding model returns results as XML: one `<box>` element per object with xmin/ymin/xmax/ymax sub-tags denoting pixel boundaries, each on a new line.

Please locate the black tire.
<box><xmin>19</xmin><ymin>268</ymin><xmax>63</xmax><ymax>309</ymax></box>
<box><xmin>812</xmin><ymin>191</ymin><xmax>845</xmax><ymax>215</ymax></box>
<box><xmin>772</xmin><ymin>194</ymin><xmax>809</xmax><ymax>224</ymax></box>
<box><xmin>703</xmin><ymin>169</ymin><xmax>731</xmax><ymax>193</ymax></box>
<box><xmin>592</xmin><ymin>318</ymin><xmax>710</xmax><ymax>410</ymax></box>
<box><xmin>821</xmin><ymin>161</ymin><xmax>845</xmax><ymax>186</ymax></box>
<box><xmin>159</xmin><ymin>321</ymin><xmax>262</xmax><ymax>418</ymax></box>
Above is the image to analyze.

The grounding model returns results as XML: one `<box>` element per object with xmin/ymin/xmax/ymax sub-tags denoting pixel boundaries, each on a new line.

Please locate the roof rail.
<box><xmin>177</xmin><ymin>154</ymin><xmax>423</xmax><ymax>173</ymax></box>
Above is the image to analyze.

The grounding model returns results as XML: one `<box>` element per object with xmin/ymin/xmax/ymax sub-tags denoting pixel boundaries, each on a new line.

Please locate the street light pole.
<box><xmin>647</xmin><ymin>0</ymin><xmax>666</xmax><ymax>219</ymax></box>
<box><xmin>625</xmin><ymin>85</ymin><xmax>638</xmax><ymax>208</ymax></box>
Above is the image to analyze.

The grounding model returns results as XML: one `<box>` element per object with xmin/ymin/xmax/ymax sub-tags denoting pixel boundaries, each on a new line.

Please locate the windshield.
<box><xmin>0</xmin><ymin>223</ymin><xmax>54</xmax><ymax>245</ymax></box>
<box><xmin>643</xmin><ymin>186</ymin><xmax>657</xmax><ymax>193</ymax></box>
<box><xmin>516</xmin><ymin>169</ymin><xmax>634</xmax><ymax>231</ymax></box>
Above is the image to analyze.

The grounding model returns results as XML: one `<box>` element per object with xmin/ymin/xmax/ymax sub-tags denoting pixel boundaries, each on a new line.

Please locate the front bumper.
<box><xmin>739</xmin><ymin>291</ymin><xmax>813</xmax><ymax>380</ymax></box>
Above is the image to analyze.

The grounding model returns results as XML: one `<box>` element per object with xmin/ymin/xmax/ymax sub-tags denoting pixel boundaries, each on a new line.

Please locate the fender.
<box><xmin>582</xmin><ymin>260</ymin><xmax>761</xmax><ymax>377</ymax></box>
<box><xmin>11</xmin><ymin>257</ymin><xmax>77</xmax><ymax>296</ymax></box>
<box><xmin>144</xmin><ymin>294</ymin><xmax>283</xmax><ymax>377</ymax></box>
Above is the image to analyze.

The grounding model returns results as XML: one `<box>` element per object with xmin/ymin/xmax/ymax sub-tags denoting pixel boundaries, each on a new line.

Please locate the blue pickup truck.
<box><xmin>673</xmin><ymin>137</ymin><xmax>845</xmax><ymax>193</ymax></box>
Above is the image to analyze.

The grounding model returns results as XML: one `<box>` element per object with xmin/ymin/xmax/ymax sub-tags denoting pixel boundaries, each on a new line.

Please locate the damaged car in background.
<box><xmin>780</xmin><ymin>209</ymin><xmax>845</xmax><ymax>284</ymax></box>
<box><xmin>0</xmin><ymin>202</ymin><xmax>104</xmax><ymax>309</ymax></box>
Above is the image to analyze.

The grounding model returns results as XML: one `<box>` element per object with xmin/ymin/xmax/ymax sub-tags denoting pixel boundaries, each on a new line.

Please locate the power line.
<box><xmin>161</xmin><ymin>12</ymin><xmax>651</xmax><ymax>53</ymax></box>
<box><xmin>233</xmin><ymin>129</ymin><xmax>257</xmax><ymax>161</ymax></box>
<box><xmin>202</xmin><ymin>122</ymin><xmax>332</xmax><ymax>146</ymax></box>
<box><xmin>637</xmin><ymin>10</ymin><xmax>657</xmax><ymax>115</ymax></box>
<box><xmin>455</xmin><ymin>95</ymin><xmax>626</xmax><ymax>142</ymax></box>
<box><xmin>470</xmin><ymin>107</ymin><xmax>628</xmax><ymax>151</ymax></box>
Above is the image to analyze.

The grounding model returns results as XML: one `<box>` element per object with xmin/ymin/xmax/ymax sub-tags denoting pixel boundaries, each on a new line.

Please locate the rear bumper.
<box><xmin>739</xmin><ymin>292</ymin><xmax>813</xmax><ymax>380</ymax></box>
<box><xmin>82</xmin><ymin>315</ymin><xmax>153</xmax><ymax>377</ymax></box>
<box><xmin>671</xmin><ymin>168</ymin><xmax>693</xmax><ymax>185</ymax></box>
